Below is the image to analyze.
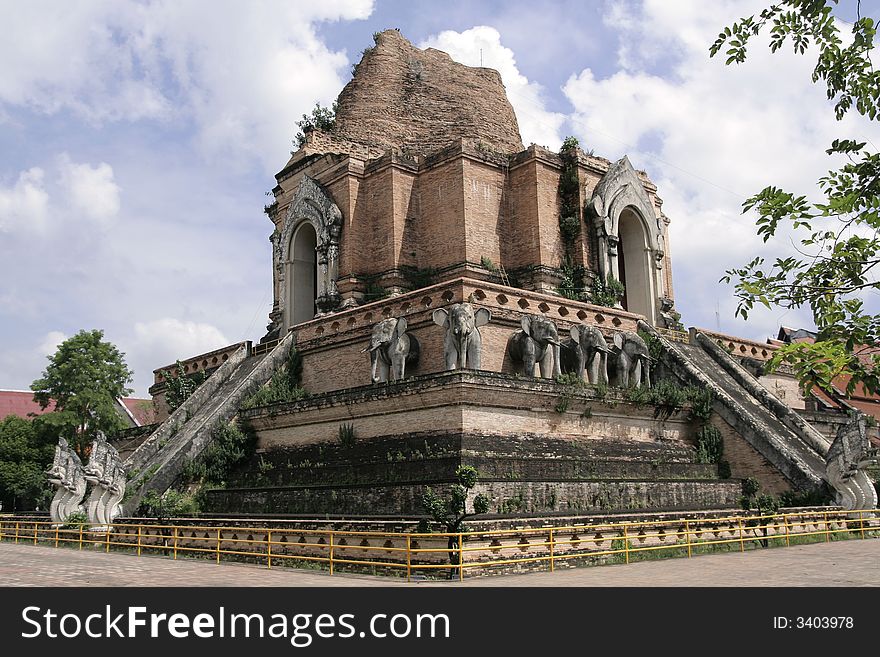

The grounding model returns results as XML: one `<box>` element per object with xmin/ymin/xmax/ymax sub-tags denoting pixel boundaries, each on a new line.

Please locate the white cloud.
<box><xmin>562</xmin><ymin>0</ymin><xmax>880</xmax><ymax>340</ymax></box>
<box><xmin>132</xmin><ymin>318</ymin><xmax>230</xmax><ymax>373</ymax></box>
<box><xmin>57</xmin><ymin>154</ymin><xmax>121</xmax><ymax>224</ymax></box>
<box><xmin>0</xmin><ymin>1</ymin><xmax>375</xmax><ymax>172</ymax></box>
<box><xmin>419</xmin><ymin>26</ymin><xmax>565</xmax><ymax>149</ymax></box>
<box><xmin>37</xmin><ymin>331</ymin><xmax>67</xmax><ymax>357</ymax></box>
<box><xmin>0</xmin><ymin>155</ymin><xmax>121</xmax><ymax>234</ymax></box>
<box><xmin>0</xmin><ymin>167</ymin><xmax>49</xmax><ymax>233</ymax></box>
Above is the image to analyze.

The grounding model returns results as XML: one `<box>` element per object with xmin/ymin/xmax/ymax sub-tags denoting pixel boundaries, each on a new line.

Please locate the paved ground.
<box><xmin>1</xmin><ymin>538</ymin><xmax>877</xmax><ymax>586</ymax></box>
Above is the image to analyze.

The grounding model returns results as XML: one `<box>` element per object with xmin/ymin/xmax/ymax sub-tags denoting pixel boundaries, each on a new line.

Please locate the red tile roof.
<box><xmin>120</xmin><ymin>398</ymin><xmax>156</xmax><ymax>426</ymax></box>
<box><xmin>0</xmin><ymin>390</ymin><xmax>154</xmax><ymax>426</ymax></box>
<box><xmin>0</xmin><ymin>390</ymin><xmax>56</xmax><ymax>419</ymax></box>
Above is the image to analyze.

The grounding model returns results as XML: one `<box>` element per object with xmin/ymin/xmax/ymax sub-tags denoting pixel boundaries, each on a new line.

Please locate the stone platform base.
<box><xmin>203</xmin><ymin>369</ymin><xmax>743</xmax><ymax>516</ymax></box>
<box><xmin>204</xmin><ymin>477</ymin><xmax>741</xmax><ymax>516</ymax></box>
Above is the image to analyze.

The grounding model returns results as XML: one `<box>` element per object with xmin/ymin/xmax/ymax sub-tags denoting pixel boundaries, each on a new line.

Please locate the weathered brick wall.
<box><xmin>462</xmin><ymin>157</ymin><xmax>505</xmax><ymax>266</ymax></box>
<box><xmin>711</xmin><ymin>415</ymin><xmax>793</xmax><ymax>495</ymax></box>
<box><xmin>332</xmin><ymin>30</ymin><xmax>524</xmax><ymax>155</ymax></box>
<box><xmin>245</xmin><ymin>371</ymin><xmax>697</xmax><ymax>449</ymax></box>
<box><xmin>204</xmin><ymin>479</ymin><xmax>741</xmax><ymax>516</ymax></box>
<box><xmin>505</xmin><ymin>157</ymin><xmax>541</xmax><ymax>270</ymax></box>
<box><xmin>758</xmin><ymin>373</ymin><xmax>806</xmax><ymax>410</ymax></box>
<box><xmin>291</xmin><ymin>278</ymin><xmax>642</xmax><ymax>395</ymax></box>
<box><xmin>414</xmin><ymin>155</ymin><xmax>465</xmax><ymax>272</ymax></box>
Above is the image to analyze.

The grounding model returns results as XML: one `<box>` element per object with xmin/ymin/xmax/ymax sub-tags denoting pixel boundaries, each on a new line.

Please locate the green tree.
<box><xmin>31</xmin><ymin>329</ymin><xmax>133</xmax><ymax>460</ymax></box>
<box><xmin>711</xmin><ymin>1</ymin><xmax>880</xmax><ymax>395</ymax></box>
<box><xmin>0</xmin><ymin>416</ymin><xmax>55</xmax><ymax>511</ymax></box>
<box><xmin>421</xmin><ymin>465</ymin><xmax>490</xmax><ymax>577</ymax></box>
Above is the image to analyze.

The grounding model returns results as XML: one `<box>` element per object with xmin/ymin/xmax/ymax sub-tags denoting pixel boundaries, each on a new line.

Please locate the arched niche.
<box><xmin>617</xmin><ymin>207</ymin><xmax>655</xmax><ymax>319</ymax></box>
<box><xmin>288</xmin><ymin>221</ymin><xmax>318</xmax><ymax>326</ymax></box>
<box><xmin>586</xmin><ymin>156</ymin><xmax>668</xmax><ymax>325</ymax></box>
<box><xmin>273</xmin><ymin>175</ymin><xmax>343</xmax><ymax>332</ymax></box>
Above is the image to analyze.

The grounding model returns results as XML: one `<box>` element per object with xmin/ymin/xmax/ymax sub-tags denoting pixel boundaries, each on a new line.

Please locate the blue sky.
<box><xmin>1</xmin><ymin>0</ymin><xmax>878</xmax><ymax>397</ymax></box>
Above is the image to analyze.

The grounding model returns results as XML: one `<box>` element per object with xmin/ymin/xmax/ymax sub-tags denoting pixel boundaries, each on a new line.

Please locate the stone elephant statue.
<box><xmin>612</xmin><ymin>330</ymin><xmax>652</xmax><ymax>388</ymax></box>
<box><xmin>432</xmin><ymin>303</ymin><xmax>491</xmax><ymax>370</ymax></box>
<box><xmin>562</xmin><ymin>324</ymin><xmax>611</xmax><ymax>385</ymax></box>
<box><xmin>365</xmin><ymin>317</ymin><xmax>420</xmax><ymax>383</ymax></box>
<box><xmin>508</xmin><ymin>315</ymin><xmax>562</xmax><ymax>378</ymax></box>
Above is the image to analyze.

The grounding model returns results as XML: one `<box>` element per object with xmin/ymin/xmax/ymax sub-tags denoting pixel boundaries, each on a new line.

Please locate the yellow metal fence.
<box><xmin>1</xmin><ymin>509</ymin><xmax>877</xmax><ymax>581</ymax></box>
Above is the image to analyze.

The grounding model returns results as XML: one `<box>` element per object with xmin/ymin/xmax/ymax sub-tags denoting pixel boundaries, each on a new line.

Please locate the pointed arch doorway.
<box><xmin>287</xmin><ymin>221</ymin><xmax>318</xmax><ymax>326</ymax></box>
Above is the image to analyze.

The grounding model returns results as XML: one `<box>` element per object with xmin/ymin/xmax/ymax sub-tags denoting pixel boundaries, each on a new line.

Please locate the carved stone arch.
<box><xmin>587</xmin><ymin>156</ymin><xmax>667</xmax><ymax>324</ymax></box>
<box><xmin>276</xmin><ymin>175</ymin><xmax>343</xmax><ymax>331</ymax></box>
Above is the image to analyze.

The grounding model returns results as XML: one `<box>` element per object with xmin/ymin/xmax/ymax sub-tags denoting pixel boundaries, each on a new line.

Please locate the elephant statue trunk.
<box><xmin>433</xmin><ymin>303</ymin><xmax>491</xmax><ymax>370</ymax></box>
<box><xmin>612</xmin><ymin>330</ymin><xmax>652</xmax><ymax>388</ymax></box>
<box><xmin>562</xmin><ymin>324</ymin><xmax>611</xmax><ymax>384</ymax></box>
<box><xmin>367</xmin><ymin>317</ymin><xmax>419</xmax><ymax>383</ymax></box>
<box><xmin>508</xmin><ymin>314</ymin><xmax>562</xmax><ymax>378</ymax></box>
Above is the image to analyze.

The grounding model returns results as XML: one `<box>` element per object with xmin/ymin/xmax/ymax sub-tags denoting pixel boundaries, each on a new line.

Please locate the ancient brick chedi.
<box><xmin>262</xmin><ymin>29</ymin><xmax>675</xmax><ymax>339</ymax></box>
<box><xmin>131</xmin><ymin>29</ymin><xmax>875</xmax><ymax>518</ymax></box>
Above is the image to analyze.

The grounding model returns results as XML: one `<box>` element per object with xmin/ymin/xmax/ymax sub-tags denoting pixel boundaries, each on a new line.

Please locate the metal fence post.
<box><xmin>859</xmin><ymin>511</ymin><xmax>866</xmax><ymax>540</ymax></box>
<box><xmin>549</xmin><ymin>529</ymin><xmax>555</xmax><ymax>572</ymax></box>
<box><xmin>55</xmin><ymin>525</ymin><xmax>59</xmax><ymax>549</ymax></box>
<box><xmin>623</xmin><ymin>525</ymin><xmax>630</xmax><ymax>564</ymax></box>
<box><xmin>105</xmin><ymin>527</ymin><xmax>111</xmax><ymax>553</ymax></box>
<box><xmin>685</xmin><ymin>520</ymin><xmax>692</xmax><ymax>558</ymax></box>
<box><xmin>33</xmin><ymin>522</ymin><xmax>38</xmax><ymax>545</ymax></box>
<box><xmin>824</xmin><ymin>511</ymin><xmax>830</xmax><ymax>542</ymax></box>
<box><xmin>137</xmin><ymin>525</ymin><xmax>142</xmax><ymax>557</ymax></box>
<box><xmin>406</xmin><ymin>534</ymin><xmax>412</xmax><ymax>582</ymax></box>
<box><xmin>79</xmin><ymin>525</ymin><xmax>83</xmax><ymax>550</ymax></box>
<box><xmin>216</xmin><ymin>528</ymin><xmax>221</xmax><ymax>564</ymax></box>
<box><xmin>267</xmin><ymin>530</ymin><xmax>272</xmax><ymax>570</ymax></box>
<box><xmin>458</xmin><ymin>533</ymin><xmax>464</xmax><ymax>581</ymax></box>
<box><xmin>173</xmin><ymin>526</ymin><xmax>179</xmax><ymax>560</ymax></box>
<box><xmin>15</xmin><ymin>521</ymin><xmax>20</xmax><ymax>544</ymax></box>
<box><xmin>738</xmin><ymin>518</ymin><xmax>745</xmax><ymax>552</ymax></box>
<box><xmin>784</xmin><ymin>514</ymin><xmax>790</xmax><ymax>547</ymax></box>
<box><xmin>329</xmin><ymin>532</ymin><xmax>334</xmax><ymax>576</ymax></box>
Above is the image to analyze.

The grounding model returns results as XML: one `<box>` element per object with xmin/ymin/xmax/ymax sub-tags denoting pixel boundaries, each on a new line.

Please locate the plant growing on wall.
<box><xmin>338</xmin><ymin>423</ymin><xmax>356</xmax><ymax>448</ymax></box>
<box><xmin>557</xmin><ymin>257</ymin><xmax>589</xmax><ymax>301</ymax></box>
<box><xmin>421</xmin><ymin>465</ymin><xmax>490</xmax><ymax>578</ymax></box>
<box><xmin>400</xmin><ymin>265</ymin><xmax>437</xmax><ymax>291</ymax></box>
<box><xmin>240</xmin><ymin>344</ymin><xmax>305</xmax><ymax>409</ymax></box>
<box><xmin>160</xmin><ymin>361</ymin><xmax>207</xmax><ymax>414</ymax></box>
<box><xmin>591</xmin><ymin>275</ymin><xmax>625</xmax><ymax>308</ymax></box>
<box><xmin>181</xmin><ymin>419</ymin><xmax>258</xmax><ymax>489</ymax></box>
<box><xmin>558</xmin><ymin>137</ymin><xmax>583</xmax><ymax>280</ymax></box>
<box><xmin>293</xmin><ymin>101</ymin><xmax>337</xmax><ymax>150</ymax></box>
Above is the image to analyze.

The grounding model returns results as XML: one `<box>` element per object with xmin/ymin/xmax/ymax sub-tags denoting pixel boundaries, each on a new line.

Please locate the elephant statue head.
<box><xmin>508</xmin><ymin>314</ymin><xmax>562</xmax><ymax>378</ymax></box>
<box><xmin>562</xmin><ymin>324</ymin><xmax>611</xmax><ymax>384</ymax></box>
<box><xmin>365</xmin><ymin>317</ymin><xmax>420</xmax><ymax>383</ymax></box>
<box><xmin>612</xmin><ymin>330</ymin><xmax>652</xmax><ymax>388</ymax></box>
<box><xmin>432</xmin><ymin>303</ymin><xmax>491</xmax><ymax>370</ymax></box>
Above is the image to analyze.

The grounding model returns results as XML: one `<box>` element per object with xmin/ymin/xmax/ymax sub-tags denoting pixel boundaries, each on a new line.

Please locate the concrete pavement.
<box><xmin>1</xmin><ymin>537</ymin><xmax>877</xmax><ymax>586</ymax></box>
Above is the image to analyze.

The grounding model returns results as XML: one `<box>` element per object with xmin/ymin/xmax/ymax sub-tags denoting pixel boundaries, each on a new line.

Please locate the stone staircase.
<box><xmin>641</xmin><ymin>321</ymin><xmax>829</xmax><ymax>492</ymax></box>
<box><xmin>124</xmin><ymin>332</ymin><xmax>294</xmax><ymax>511</ymax></box>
